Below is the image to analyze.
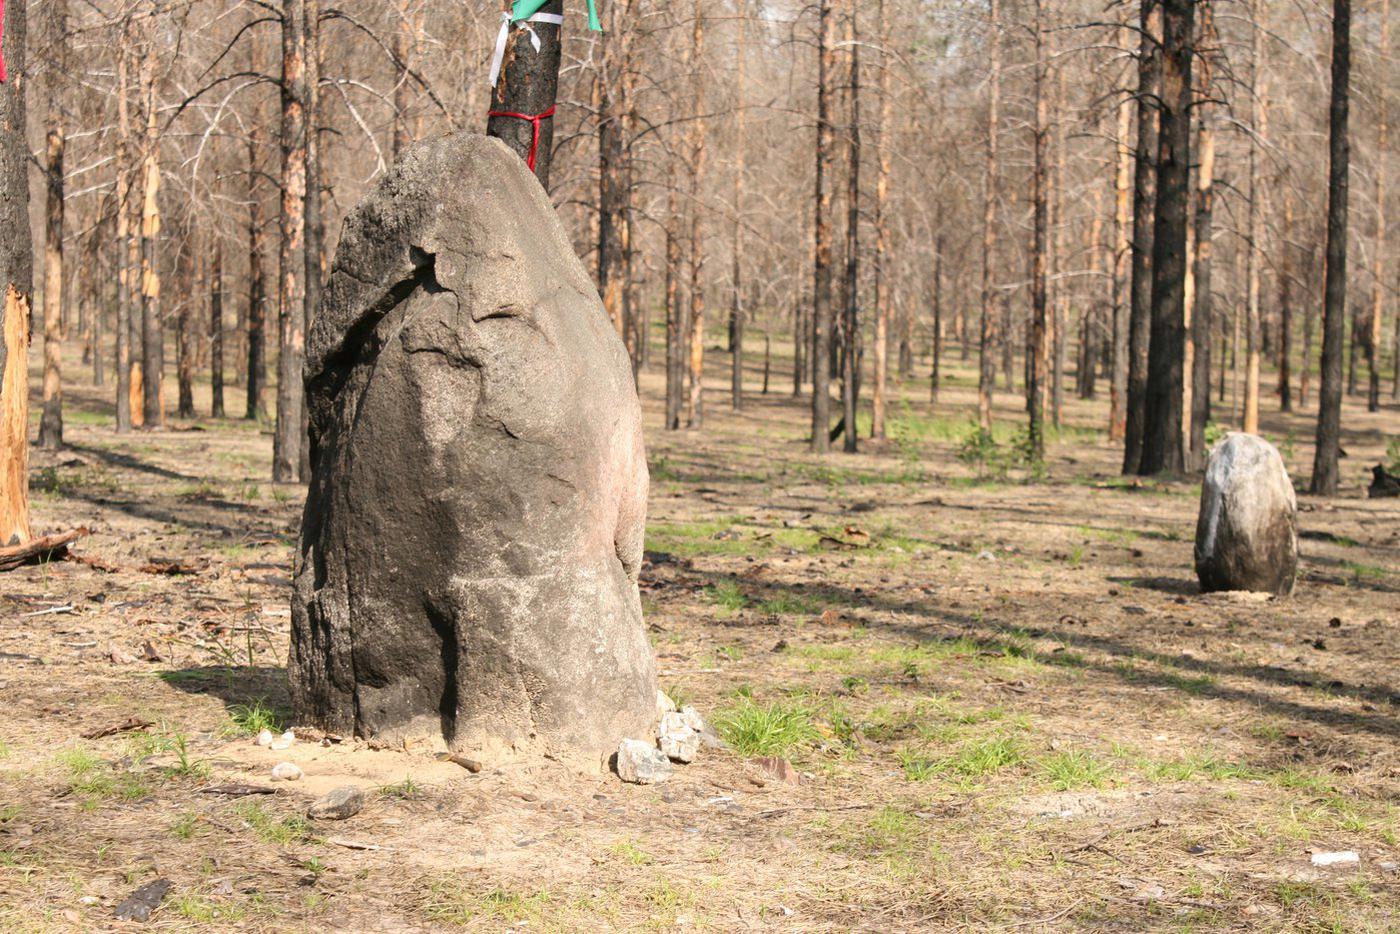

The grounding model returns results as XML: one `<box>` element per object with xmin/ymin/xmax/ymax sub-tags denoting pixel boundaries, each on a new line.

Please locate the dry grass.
<box><xmin>0</xmin><ymin>344</ymin><xmax>1396</xmax><ymax>930</ymax></box>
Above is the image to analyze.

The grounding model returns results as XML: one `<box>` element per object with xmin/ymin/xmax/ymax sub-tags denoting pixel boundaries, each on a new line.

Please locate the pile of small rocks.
<box><xmin>614</xmin><ymin>692</ymin><xmax>722</xmax><ymax>785</ymax></box>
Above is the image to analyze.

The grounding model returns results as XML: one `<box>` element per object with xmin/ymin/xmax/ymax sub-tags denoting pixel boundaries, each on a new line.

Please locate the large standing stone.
<box><xmin>289</xmin><ymin>133</ymin><xmax>656</xmax><ymax>769</ymax></box>
<box><xmin>1194</xmin><ymin>433</ymin><xmax>1298</xmax><ymax>595</ymax></box>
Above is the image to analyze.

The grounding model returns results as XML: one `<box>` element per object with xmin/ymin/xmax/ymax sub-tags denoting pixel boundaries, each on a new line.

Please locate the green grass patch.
<box><xmin>1146</xmin><ymin>753</ymin><xmax>1257</xmax><ymax>782</ymax></box>
<box><xmin>421</xmin><ymin>882</ymin><xmax>551</xmax><ymax>925</ymax></box>
<box><xmin>232</xmin><ymin>802</ymin><xmax>314</xmax><ymax>845</ymax></box>
<box><xmin>706</xmin><ymin>581</ymin><xmax>748</xmax><ymax>613</ymax></box>
<box><xmin>378</xmin><ymin>776</ymin><xmax>421</xmax><ymax>799</ymax></box>
<box><xmin>57</xmin><ymin>748</ymin><xmax>151</xmax><ymax>809</ymax></box>
<box><xmin>225</xmin><ymin>699</ymin><xmax>284</xmax><ymax>736</ymax></box>
<box><xmin>1039</xmin><ymin>749</ymin><xmax>1115</xmax><ymax>790</ymax></box>
<box><xmin>938</xmin><ymin>734</ymin><xmax>1025</xmax><ymax>779</ymax></box>
<box><xmin>714</xmin><ymin>699</ymin><xmax>820</xmax><ymax>757</ymax></box>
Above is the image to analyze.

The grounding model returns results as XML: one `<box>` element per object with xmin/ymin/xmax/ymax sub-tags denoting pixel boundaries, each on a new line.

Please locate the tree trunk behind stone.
<box><xmin>274</xmin><ymin>0</ymin><xmax>307</xmax><ymax>480</ymax></box>
<box><xmin>1123</xmin><ymin>2</ymin><xmax>1160</xmax><ymax>475</ymax></box>
<box><xmin>1311</xmin><ymin>0</ymin><xmax>1351</xmax><ymax>496</ymax></box>
<box><xmin>486</xmin><ymin>0</ymin><xmax>563</xmax><ymax>188</ymax></box>
<box><xmin>1138</xmin><ymin>0</ymin><xmax>1193</xmax><ymax>476</ymax></box>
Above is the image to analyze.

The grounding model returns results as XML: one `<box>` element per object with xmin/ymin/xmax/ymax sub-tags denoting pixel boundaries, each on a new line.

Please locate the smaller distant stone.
<box><xmin>308</xmin><ymin>785</ymin><xmax>365</xmax><ymax>820</ymax></box>
<box><xmin>255</xmin><ymin>729</ymin><xmax>274</xmax><ymax>747</ymax></box>
<box><xmin>657</xmin><ymin>712</ymin><xmax>698</xmax><ymax>764</ymax></box>
<box><xmin>270</xmin><ymin>730</ymin><xmax>297</xmax><ymax>751</ymax></box>
<box><xmin>1194</xmin><ymin>433</ymin><xmax>1298</xmax><ymax>596</ymax></box>
<box><xmin>112</xmin><ymin>879</ymin><xmax>172</xmax><ymax>922</ymax></box>
<box><xmin>616</xmin><ymin>738</ymin><xmax>674</xmax><ymax>784</ymax></box>
<box><xmin>270</xmin><ymin>762</ymin><xmax>303</xmax><ymax>781</ymax></box>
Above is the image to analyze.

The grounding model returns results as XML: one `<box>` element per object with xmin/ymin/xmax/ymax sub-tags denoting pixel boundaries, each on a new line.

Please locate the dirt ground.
<box><xmin>1</xmin><ymin>343</ymin><xmax>1397</xmax><ymax>932</ymax></box>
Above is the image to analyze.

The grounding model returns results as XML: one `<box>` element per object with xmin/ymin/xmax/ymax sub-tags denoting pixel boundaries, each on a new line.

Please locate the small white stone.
<box><xmin>270</xmin><ymin>730</ymin><xmax>297</xmax><ymax>751</ymax></box>
<box><xmin>1310</xmin><ymin>850</ymin><xmax>1359</xmax><ymax>867</ymax></box>
<box><xmin>616</xmin><ymin>738</ymin><xmax>673</xmax><ymax>784</ymax></box>
<box><xmin>657</xmin><ymin>712</ymin><xmax>699</xmax><ymax>763</ymax></box>
<box><xmin>271</xmin><ymin>761</ymin><xmax>303</xmax><ymax>781</ymax></box>
<box><xmin>255</xmin><ymin>729</ymin><xmax>274</xmax><ymax>747</ymax></box>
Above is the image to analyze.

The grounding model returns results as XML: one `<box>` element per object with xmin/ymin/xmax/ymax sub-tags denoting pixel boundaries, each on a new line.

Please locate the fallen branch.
<box><xmin>81</xmin><ymin>717</ymin><xmax>154</xmax><ymax>739</ymax></box>
<box><xmin>0</xmin><ymin>529</ymin><xmax>89</xmax><ymax>572</ymax></box>
<box><xmin>754</xmin><ymin>803</ymin><xmax>873</xmax><ymax>819</ymax></box>
<box><xmin>327</xmin><ymin>837</ymin><xmax>382</xmax><ymax>851</ymax></box>
<box><xmin>19</xmin><ymin>604</ymin><xmax>73</xmax><ymax>618</ymax></box>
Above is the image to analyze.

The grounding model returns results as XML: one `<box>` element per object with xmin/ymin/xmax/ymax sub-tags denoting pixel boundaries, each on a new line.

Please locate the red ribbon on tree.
<box><xmin>487</xmin><ymin>104</ymin><xmax>555</xmax><ymax>172</ymax></box>
<box><xmin>1</xmin><ymin>0</ymin><xmax>8</xmax><ymax>83</ymax></box>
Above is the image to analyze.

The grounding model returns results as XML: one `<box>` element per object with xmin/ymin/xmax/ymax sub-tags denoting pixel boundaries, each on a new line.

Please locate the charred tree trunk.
<box><xmin>391</xmin><ymin>0</ymin><xmax>415</xmax><ymax>159</ymax></box>
<box><xmin>246</xmin><ymin>125</ymin><xmax>268</xmax><ymax>420</ymax></box>
<box><xmin>1027</xmin><ymin>0</ymin><xmax>1049</xmax><ymax>462</ymax></box>
<box><xmin>840</xmin><ymin>1</ymin><xmax>861</xmax><ymax>454</ymax></box>
<box><xmin>685</xmin><ymin>0</ymin><xmax>708</xmax><ymax>429</ymax></box>
<box><xmin>596</xmin><ymin>0</ymin><xmax>636</xmax><ymax>369</ymax></box>
<box><xmin>870</xmin><ymin>0</ymin><xmax>891</xmax><ymax>437</ymax></box>
<box><xmin>730</xmin><ymin>1</ymin><xmax>747</xmax><ymax>411</ymax></box>
<box><xmin>977</xmin><ymin>0</ymin><xmax>1001</xmax><ymax>432</ymax></box>
<box><xmin>1366</xmin><ymin>0</ymin><xmax>1388</xmax><ymax>412</ymax></box>
<box><xmin>486</xmin><ymin>0</ymin><xmax>563</xmax><ymax>187</ymax></box>
<box><xmin>0</xmin><ymin>0</ymin><xmax>32</xmax><ymax>544</ymax></box>
<box><xmin>1079</xmin><ymin>195</ymin><xmax>1105</xmax><ymax>400</ymax></box>
<box><xmin>210</xmin><ymin>247</ymin><xmax>225</xmax><ymax>418</ymax></box>
<box><xmin>1243</xmin><ymin>0</ymin><xmax>1265</xmax><ymax>435</ymax></box>
<box><xmin>1278</xmin><ymin>191</ymin><xmax>1294</xmax><ymax>412</ymax></box>
<box><xmin>931</xmin><ymin>239</ymin><xmax>943</xmax><ymax>403</ymax></box>
<box><xmin>301</xmin><ymin>0</ymin><xmax>323</xmax><ymax>479</ymax></box>
<box><xmin>91</xmin><ymin>229</ymin><xmax>105</xmax><ymax>388</ymax></box>
<box><xmin>138</xmin><ymin>41</ymin><xmax>164</xmax><ymax>430</ymax></box>
<box><xmin>273</xmin><ymin>0</ymin><xmax>307</xmax><ymax>481</ymax></box>
<box><xmin>1311</xmin><ymin>0</ymin><xmax>1351</xmax><ymax>496</ymax></box>
<box><xmin>1123</xmin><ymin>1</ymin><xmax>1160</xmax><ymax>474</ymax></box>
<box><xmin>39</xmin><ymin>109</ymin><xmax>64</xmax><ymax>449</ymax></box>
<box><xmin>810</xmin><ymin>0</ymin><xmax>836</xmax><ymax>452</ymax></box>
<box><xmin>176</xmin><ymin>252</ymin><xmax>194</xmax><ymax>419</ymax></box>
<box><xmin>113</xmin><ymin>41</ymin><xmax>132</xmax><ymax>432</ymax></box>
<box><xmin>1049</xmin><ymin>65</ymin><xmax>1067</xmax><ymax>429</ymax></box>
<box><xmin>1189</xmin><ymin>0</ymin><xmax>1217</xmax><ymax>467</ymax></box>
<box><xmin>1138</xmin><ymin>0</ymin><xmax>1193</xmax><ymax>476</ymax></box>
<box><xmin>664</xmin><ymin>168</ymin><xmax>685</xmax><ymax>430</ymax></box>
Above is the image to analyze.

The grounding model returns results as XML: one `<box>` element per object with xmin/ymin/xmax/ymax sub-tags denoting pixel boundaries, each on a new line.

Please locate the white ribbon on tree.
<box><xmin>489</xmin><ymin>10</ymin><xmax>565</xmax><ymax>87</ymax></box>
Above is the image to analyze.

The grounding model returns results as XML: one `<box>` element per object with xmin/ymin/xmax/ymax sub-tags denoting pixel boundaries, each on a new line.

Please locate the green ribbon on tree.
<box><xmin>511</xmin><ymin>0</ymin><xmax>601</xmax><ymax>32</ymax></box>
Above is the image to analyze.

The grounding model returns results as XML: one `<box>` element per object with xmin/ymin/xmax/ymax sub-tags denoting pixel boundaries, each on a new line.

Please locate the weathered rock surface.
<box><xmin>308</xmin><ymin>785</ymin><xmax>365</xmax><ymax>821</ymax></box>
<box><xmin>1369</xmin><ymin>464</ymin><xmax>1400</xmax><ymax>499</ymax></box>
<box><xmin>289</xmin><ymin>133</ymin><xmax>656</xmax><ymax>769</ymax></box>
<box><xmin>615</xmin><ymin>738</ymin><xmax>673</xmax><ymax>784</ymax></box>
<box><xmin>1194</xmin><ymin>433</ymin><xmax>1298</xmax><ymax>596</ymax></box>
<box><xmin>657</xmin><ymin>711</ymin><xmax>698</xmax><ymax>763</ymax></box>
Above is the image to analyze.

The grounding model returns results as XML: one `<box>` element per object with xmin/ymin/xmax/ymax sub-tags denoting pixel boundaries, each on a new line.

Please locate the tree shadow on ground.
<box><xmin>159</xmin><ymin>665</ymin><xmax>289</xmax><ymax>716</ymax></box>
<box><xmin>67</xmin><ymin>442</ymin><xmax>204</xmax><ymax>483</ymax></box>
<box><xmin>1109</xmin><ymin>575</ymin><xmax>1199</xmax><ymax>595</ymax></box>
<box><xmin>675</xmin><ymin>564</ymin><xmax>1400</xmax><ymax>741</ymax></box>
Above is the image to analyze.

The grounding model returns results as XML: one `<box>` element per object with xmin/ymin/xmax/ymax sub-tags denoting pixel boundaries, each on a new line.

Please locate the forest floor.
<box><xmin>2</xmin><ymin>343</ymin><xmax>1398</xmax><ymax>932</ymax></box>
